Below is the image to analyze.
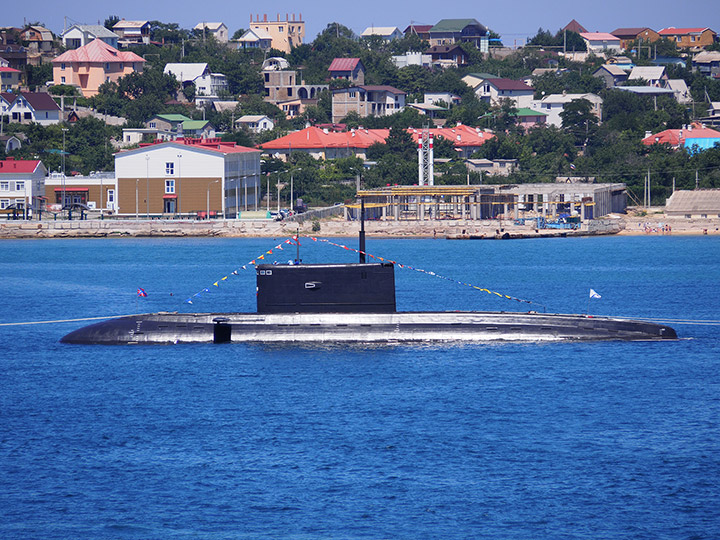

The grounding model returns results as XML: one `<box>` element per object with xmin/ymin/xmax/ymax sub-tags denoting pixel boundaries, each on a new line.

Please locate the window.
<box><xmin>61</xmin><ymin>63</ymin><xmax>66</xmax><ymax>70</ymax></box>
<box><xmin>166</xmin><ymin>162</ymin><xmax>174</xmax><ymax>175</ymax></box>
<box><xmin>105</xmin><ymin>63</ymin><xmax>110</xmax><ymax>70</ymax></box>
<box><xmin>349</xmin><ymin>91</ymin><xmax>356</xmax><ymax>98</ymax></box>
<box><xmin>165</xmin><ymin>180</ymin><xmax>175</xmax><ymax>194</ymax></box>
<box><xmin>107</xmin><ymin>189</ymin><xmax>115</xmax><ymax>203</ymax></box>
<box><xmin>61</xmin><ymin>76</ymin><xmax>66</xmax><ymax>83</ymax></box>
<box><xmin>149</xmin><ymin>122</ymin><xmax>156</xmax><ymax>128</ymax></box>
<box><xmin>0</xmin><ymin>199</ymin><xmax>8</xmax><ymax>209</ymax></box>
<box><xmin>287</xmin><ymin>87</ymin><xmax>293</xmax><ymax>97</ymax></box>
<box><xmin>15</xmin><ymin>181</ymin><xmax>24</xmax><ymax>191</ymax></box>
<box><xmin>0</xmin><ymin>181</ymin><xmax>9</xmax><ymax>191</ymax></box>
<box><xmin>279</xmin><ymin>26</ymin><xmax>284</xmax><ymax>32</ymax></box>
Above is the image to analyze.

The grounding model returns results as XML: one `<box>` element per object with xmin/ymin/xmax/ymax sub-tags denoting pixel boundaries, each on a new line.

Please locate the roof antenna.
<box><xmin>359</xmin><ymin>199</ymin><xmax>366</xmax><ymax>263</ymax></box>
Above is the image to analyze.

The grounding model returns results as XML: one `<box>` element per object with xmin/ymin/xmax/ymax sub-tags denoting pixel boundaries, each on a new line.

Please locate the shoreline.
<box><xmin>1</xmin><ymin>215</ymin><xmax>719</xmax><ymax>239</ymax></box>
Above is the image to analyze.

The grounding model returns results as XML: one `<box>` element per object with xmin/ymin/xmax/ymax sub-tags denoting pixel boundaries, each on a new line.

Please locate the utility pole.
<box><xmin>696</xmin><ymin>170</ymin><xmax>699</xmax><ymax>189</ymax></box>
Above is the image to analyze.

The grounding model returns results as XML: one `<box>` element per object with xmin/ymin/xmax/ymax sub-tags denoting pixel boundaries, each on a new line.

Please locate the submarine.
<box><xmin>61</xmin><ymin>212</ymin><xmax>677</xmax><ymax>345</ymax></box>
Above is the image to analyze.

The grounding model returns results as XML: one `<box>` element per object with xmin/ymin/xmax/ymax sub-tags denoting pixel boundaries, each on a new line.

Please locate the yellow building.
<box><xmin>249</xmin><ymin>13</ymin><xmax>305</xmax><ymax>53</ymax></box>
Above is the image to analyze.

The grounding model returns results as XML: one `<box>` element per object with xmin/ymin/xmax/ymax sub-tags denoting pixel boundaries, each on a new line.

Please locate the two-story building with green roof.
<box><xmin>428</xmin><ymin>19</ymin><xmax>489</xmax><ymax>52</ymax></box>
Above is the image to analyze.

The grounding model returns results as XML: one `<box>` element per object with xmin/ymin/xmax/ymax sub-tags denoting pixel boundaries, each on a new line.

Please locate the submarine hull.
<box><xmin>60</xmin><ymin>311</ymin><xmax>677</xmax><ymax>345</ymax></box>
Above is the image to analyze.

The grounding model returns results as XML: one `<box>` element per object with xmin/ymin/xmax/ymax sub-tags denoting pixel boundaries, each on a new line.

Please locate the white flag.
<box><xmin>589</xmin><ymin>289</ymin><xmax>602</xmax><ymax>299</ymax></box>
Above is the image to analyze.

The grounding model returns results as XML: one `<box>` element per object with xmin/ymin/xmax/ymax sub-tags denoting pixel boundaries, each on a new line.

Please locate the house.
<box><xmin>52</xmin><ymin>39</ymin><xmax>145</xmax><ymax>97</ymax></box>
<box><xmin>469</xmin><ymin>78</ymin><xmax>534</xmax><ymax>109</ymax></box>
<box><xmin>628</xmin><ymin>66</ymin><xmax>668</xmax><ymax>86</ymax></box>
<box><xmin>391</xmin><ymin>52</ymin><xmax>432</xmax><ymax>69</ymax></box>
<box><xmin>259</xmin><ymin>124</ymin><xmax>494</xmax><ymax>160</ymax></box>
<box><xmin>164</xmin><ymin>63</ymin><xmax>228</xmax><ymax>104</ymax></box>
<box><xmin>511</xmin><ymin>108</ymin><xmax>548</xmax><ymax>130</ymax></box>
<box><xmin>406</xmin><ymin>102</ymin><xmax>447</xmax><ymax>119</ymax></box>
<box><xmin>665</xmin><ymin>79</ymin><xmax>692</xmax><ymax>104</ymax></box>
<box><xmin>579</xmin><ymin>32</ymin><xmax>621</xmax><ymax>53</ymax></box>
<box><xmin>114</xmin><ymin>138</ymin><xmax>261</xmax><ymax>218</ymax></box>
<box><xmin>0</xmin><ymin>44</ymin><xmax>29</xmax><ymax>72</ymax></box>
<box><xmin>641</xmin><ymin>124</ymin><xmax>720</xmax><ymax>151</ymax></box>
<box><xmin>61</xmin><ymin>25</ymin><xmax>119</xmax><ymax>49</ymax></box>
<box><xmin>424</xmin><ymin>92</ymin><xmax>461</xmax><ymax>107</ymax></box>
<box><xmin>531</xmin><ymin>93</ymin><xmax>603</xmax><ymax>128</ymax></box>
<box><xmin>249</xmin><ymin>13</ymin><xmax>304</xmax><ymax>53</ymax></box>
<box><xmin>0</xmin><ymin>157</ymin><xmax>47</xmax><ymax>217</ymax></box>
<box><xmin>464</xmin><ymin>158</ymin><xmax>518</xmax><ymax>177</ymax></box>
<box><xmin>0</xmin><ymin>91</ymin><xmax>61</xmax><ymax>125</ymax></box>
<box><xmin>610</xmin><ymin>27</ymin><xmax>660</xmax><ymax>50</ymax></box>
<box><xmin>658</xmin><ymin>27</ymin><xmax>716</xmax><ymax>49</ymax></box>
<box><xmin>0</xmin><ymin>66</ymin><xmax>21</xmax><ymax>91</ymax></box>
<box><xmin>614</xmin><ymin>86</ymin><xmax>676</xmax><ymax>99</ymax></box>
<box><xmin>693</xmin><ymin>51</ymin><xmax>720</xmax><ymax>78</ymax></box>
<box><xmin>19</xmin><ymin>26</ymin><xmax>54</xmax><ymax>53</ymax></box>
<box><xmin>606</xmin><ymin>55</ymin><xmax>635</xmax><ymax>70</ymax></box>
<box><xmin>236</xmin><ymin>28</ymin><xmax>273</xmax><ymax>50</ymax></box>
<box><xmin>331</xmin><ymin>85</ymin><xmax>406</xmax><ymax>123</ymax></box>
<box><xmin>0</xmin><ymin>134</ymin><xmax>24</xmax><ymax>152</ymax></box>
<box><xmin>44</xmin><ymin>171</ymin><xmax>117</xmax><ymax>212</ymax></box>
<box><xmin>181</xmin><ymin>120</ymin><xmax>215</xmax><ymax>139</ymax></box>
<box><xmin>262</xmin><ymin>68</ymin><xmax>327</xmax><ymax>112</ymax></box>
<box><xmin>593</xmin><ymin>64</ymin><xmax>628</xmax><ymax>88</ymax></box>
<box><xmin>563</xmin><ymin>20</ymin><xmax>588</xmax><ymax>34</ymax></box>
<box><xmin>426</xmin><ymin>44</ymin><xmax>469</xmax><ymax>67</ymax></box>
<box><xmin>328</xmin><ymin>58</ymin><xmax>365</xmax><ymax>85</ymax></box>
<box><xmin>112</xmin><ymin>20</ymin><xmax>150</xmax><ymax>46</ymax></box>
<box><xmin>361</xmin><ymin>27</ymin><xmax>403</xmax><ymax>41</ymax></box>
<box><xmin>194</xmin><ymin>22</ymin><xmax>229</xmax><ymax>43</ymax></box>
<box><xmin>428</xmin><ymin>19</ymin><xmax>488</xmax><ymax>51</ymax></box>
<box><xmin>236</xmin><ymin>115</ymin><xmax>275</xmax><ymax>133</ymax></box>
<box><xmin>146</xmin><ymin>114</ymin><xmax>192</xmax><ymax>132</ymax></box>
<box><xmin>699</xmin><ymin>102</ymin><xmax>720</xmax><ymax>126</ymax></box>
<box><xmin>404</xmin><ymin>24</ymin><xmax>432</xmax><ymax>40</ymax></box>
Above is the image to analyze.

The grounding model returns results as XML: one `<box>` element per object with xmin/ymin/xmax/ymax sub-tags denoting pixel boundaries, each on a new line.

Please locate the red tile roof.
<box><xmin>52</xmin><ymin>38</ymin><xmax>145</xmax><ymax>64</ymax></box>
<box><xmin>642</xmin><ymin>125</ymin><xmax>720</xmax><ymax>146</ymax></box>
<box><xmin>260</xmin><ymin>125</ymin><xmax>494</xmax><ymax>151</ymax></box>
<box><xmin>404</xmin><ymin>24</ymin><xmax>433</xmax><ymax>34</ymax></box>
<box><xmin>0</xmin><ymin>158</ymin><xmax>42</xmax><ymax>174</ymax></box>
<box><xmin>0</xmin><ymin>66</ymin><xmax>20</xmax><ymax>73</ymax></box>
<box><xmin>328</xmin><ymin>58</ymin><xmax>362</xmax><ymax>72</ymax></box>
<box><xmin>131</xmin><ymin>138</ymin><xmax>259</xmax><ymax>155</ymax></box>
<box><xmin>658</xmin><ymin>27</ymin><xmax>712</xmax><ymax>35</ymax></box>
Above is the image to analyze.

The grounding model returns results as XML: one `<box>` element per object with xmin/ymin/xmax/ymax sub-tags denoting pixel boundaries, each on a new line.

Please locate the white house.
<box><xmin>0</xmin><ymin>158</ymin><xmax>47</xmax><ymax>217</ymax></box>
<box><xmin>0</xmin><ymin>92</ymin><xmax>61</xmax><ymax>125</ymax></box>
<box><xmin>469</xmin><ymin>78</ymin><xmax>535</xmax><ymax>108</ymax></box>
<box><xmin>164</xmin><ymin>63</ymin><xmax>228</xmax><ymax>103</ymax></box>
<box><xmin>628</xmin><ymin>66</ymin><xmax>668</xmax><ymax>86</ymax></box>
<box><xmin>579</xmin><ymin>32</ymin><xmax>621</xmax><ymax>53</ymax></box>
<box><xmin>61</xmin><ymin>24</ymin><xmax>119</xmax><ymax>49</ymax></box>
<box><xmin>236</xmin><ymin>115</ymin><xmax>275</xmax><ymax>133</ymax></box>
<box><xmin>424</xmin><ymin>92</ymin><xmax>461</xmax><ymax>107</ymax></box>
<box><xmin>194</xmin><ymin>22</ymin><xmax>229</xmax><ymax>43</ymax></box>
<box><xmin>235</xmin><ymin>28</ymin><xmax>273</xmax><ymax>50</ymax></box>
<box><xmin>361</xmin><ymin>27</ymin><xmax>403</xmax><ymax>40</ymax></box>
<box><xmin>114</xmin><ymin>139</ymin><xmax>261</xmax><ymax>218</ymax></box>
<box><xmin>391</xmin><ymin>52</ymin><xmax>432</xmax><ymax>68</ymax></box>
<box><xmin>531</xmin><ymin>93</ymin><xmax>603</xmax><ymax>128</ymax></box>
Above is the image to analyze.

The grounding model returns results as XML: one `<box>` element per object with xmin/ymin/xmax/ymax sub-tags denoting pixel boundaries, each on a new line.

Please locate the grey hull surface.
<box><xmin>60</xmin><ymin>311</ymin><xmax>677</xmax><ymax>344</ymax></box>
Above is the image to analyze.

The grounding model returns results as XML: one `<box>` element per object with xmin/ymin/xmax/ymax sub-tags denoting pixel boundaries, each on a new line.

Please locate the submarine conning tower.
<box><xmin>256</xmin><ymin>263</ymin><xmax>396</xmax><ymax>313</ymax></box>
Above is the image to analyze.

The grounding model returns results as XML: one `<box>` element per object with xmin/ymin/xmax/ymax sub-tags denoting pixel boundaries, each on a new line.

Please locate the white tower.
<box><xmin>418</xmin><ymin>128</ymin><xmax>434</xmax><ymax>186</ymax></box>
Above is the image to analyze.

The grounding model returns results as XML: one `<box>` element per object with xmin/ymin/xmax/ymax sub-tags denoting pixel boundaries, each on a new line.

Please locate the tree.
<box><xmin>560</xmin><ymin>98</ymin><xmax>599</xmax><ymax>148</ymax></box>
<box><xmin>104</xmin><ymin>15</ymin><xmax>120</xmax><ymax>31</ymax></box>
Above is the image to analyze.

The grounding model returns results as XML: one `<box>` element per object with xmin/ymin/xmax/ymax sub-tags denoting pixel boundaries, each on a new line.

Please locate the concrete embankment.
<box><xmin>1</xmin><ymin>215</ymin><xmax>718</xmax><ymax>239</ymax></box>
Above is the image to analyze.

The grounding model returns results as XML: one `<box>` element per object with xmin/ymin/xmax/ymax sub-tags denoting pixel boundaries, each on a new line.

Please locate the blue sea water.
<box><xmin>1</xmin><ymin>235</ymin><xmax>719</xmax><ymax>539</ymax></box>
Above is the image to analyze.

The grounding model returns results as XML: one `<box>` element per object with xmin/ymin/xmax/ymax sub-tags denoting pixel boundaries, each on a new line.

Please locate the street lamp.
<box><xmin>145</xmin><ymin>155</ymin><xmax>150</xmax><ymax>218</ymax></box>
<box><xmin>61</xmin><ymin>128</ymin><xmax>68</xmax><ymax>212</ymax></box>
<box><xmin>207</xmin><ymin>179</ymin><xmax>219</xmax><ymax>220</ymax></box>
<box><xmin>290</xmin><ymin>167</ymin><xmax>302</xmax><ymax>213</ymax></box>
